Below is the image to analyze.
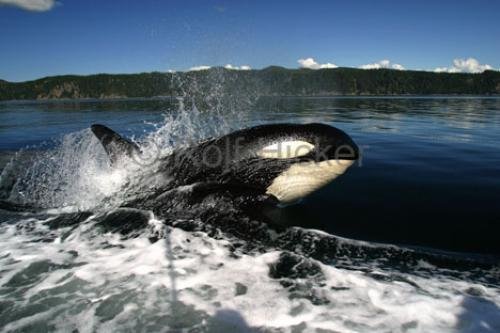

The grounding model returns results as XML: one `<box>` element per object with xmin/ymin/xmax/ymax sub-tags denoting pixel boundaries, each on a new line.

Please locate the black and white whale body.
<box><xmin>91</xmin><ymin>123</ymin><xmax>359</xmax><ymax>206</ymax></box>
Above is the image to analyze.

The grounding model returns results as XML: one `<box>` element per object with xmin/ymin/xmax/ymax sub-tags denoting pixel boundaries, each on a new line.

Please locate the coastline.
<box><xmin>1</xmin><ymin>67</ymin><xmax>499</xmax><ymax>102</ymax></box>
<box><xmin>1</xmin><ymin>94</ymin><xmax>500</xmax><ymax>104</ymax></box>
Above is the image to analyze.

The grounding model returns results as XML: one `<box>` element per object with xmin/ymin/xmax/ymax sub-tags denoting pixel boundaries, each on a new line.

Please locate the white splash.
<box><xmin>0</xmin><ymin>215</ymin><xmax>499</xmax><ymax>332</ymax></box>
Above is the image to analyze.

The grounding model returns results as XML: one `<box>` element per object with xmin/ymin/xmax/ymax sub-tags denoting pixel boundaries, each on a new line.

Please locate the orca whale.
<box><xmin>91</xmin><ymin>123</ymin><xmax>359</xmax><ymax>207</ymax></box>
<box><xmin>4</xmin><ymin>125</ymin><xmax>497</xmax><ymax>271</ymax></box>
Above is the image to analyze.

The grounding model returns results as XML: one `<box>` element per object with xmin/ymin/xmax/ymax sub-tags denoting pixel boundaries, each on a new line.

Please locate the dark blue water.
<box><xmin>0</xmin><ymin>98</ymin><xmax>171</xmax><ymax>150</ymax></box>
<box><xmin>1</xmin><ymin>97</ymin><xmax>500</xmax><ymax>255</ymax></box>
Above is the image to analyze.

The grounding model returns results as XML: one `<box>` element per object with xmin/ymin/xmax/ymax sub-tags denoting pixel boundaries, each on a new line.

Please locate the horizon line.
<box><xmin>2</xmin><ymin>66</ymin><xmax>499</xmax><ymax>84</ymax></box>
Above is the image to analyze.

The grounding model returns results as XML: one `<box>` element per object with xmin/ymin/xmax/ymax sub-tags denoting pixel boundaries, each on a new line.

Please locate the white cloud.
<box><xmin>189</xmin><ymin>64</ymin><xmax>251</xmax><ymax>71</ymax></box>
<box><xmin>0</xmin><ymin>0</ymin><xmax>56</xmax><ymax>11</ymax></box>
<box><xmin>434</xmin><ymin>67</ymin><xmax>448</xmax><ymax>73</ymax></box>
<box><xmin>391</xmin><ymin>63</ymin><xmax>405</xmax><ymax>71</ymax></box>
<box><xmin>224</xmin><ymin>64</ymin><xmax>251</xmax><ymax>70</ymax></box>
<box><xmin>434</xmin><ymin>58</ymin><xmax>493</xmax><ymax>73</ymax></box>
<box><xmin>298</xmin><ymin>57</ymin><xmax>338</xmax><ymax>70</ymax></box>
<box><xmin>360</xmin><ymin>59</ymin><xmax>405</xmax><ymax>70</ymax></box>
<box><xmin>189</xmin><ymin>65</ymin><xmax>211</xmax><ymax>71</ymax></box>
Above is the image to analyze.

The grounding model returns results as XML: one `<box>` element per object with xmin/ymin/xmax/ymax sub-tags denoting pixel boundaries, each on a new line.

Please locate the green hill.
<box><xmin>0</xmin><ymin>67</ymin><xmax>499</xmax><ymax>101</ymax></box>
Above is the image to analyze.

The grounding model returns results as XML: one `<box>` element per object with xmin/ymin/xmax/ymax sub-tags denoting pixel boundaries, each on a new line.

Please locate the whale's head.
<box><xmin>212</xmin><ymin>123</ymin><xmax>360</xmax><ymax>204</ymax></box>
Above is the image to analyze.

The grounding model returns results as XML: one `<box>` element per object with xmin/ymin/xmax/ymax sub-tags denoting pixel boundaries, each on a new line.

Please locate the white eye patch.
<box><xmin>257</xmin><ymin>140</ymin><xmax>315</xmax><ymax>159</ymax></box>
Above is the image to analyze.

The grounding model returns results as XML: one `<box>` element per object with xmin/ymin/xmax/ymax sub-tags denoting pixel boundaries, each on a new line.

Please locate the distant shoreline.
<box><xmin>1</xmin><ymin>67</ymin><xmax>499</xmax><ymax>101</ymax></box>
<box><xmin>1</xmin><ymin>94</ymin><xmax>500</xmax><ymax>104</ymax></box>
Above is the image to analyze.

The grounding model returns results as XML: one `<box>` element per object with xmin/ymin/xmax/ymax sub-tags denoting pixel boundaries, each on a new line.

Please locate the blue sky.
<box><xmin>0</xmin><ymin>0</ymin><xmax>499</xmax><ymax>81</ymax></box>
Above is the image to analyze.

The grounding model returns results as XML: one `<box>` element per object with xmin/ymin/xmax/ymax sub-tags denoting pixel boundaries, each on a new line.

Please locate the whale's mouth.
<box><xmin>265</xmin><ymin>159</ymin><xmax>355</xmax><ymax>204</ymax></box>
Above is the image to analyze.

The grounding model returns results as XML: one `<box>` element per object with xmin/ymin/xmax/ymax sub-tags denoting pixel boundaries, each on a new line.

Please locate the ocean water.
<box><xmin>0</xmin><ymin>97</ymin><xmax>499</xmax><ymax>332</ymax></box>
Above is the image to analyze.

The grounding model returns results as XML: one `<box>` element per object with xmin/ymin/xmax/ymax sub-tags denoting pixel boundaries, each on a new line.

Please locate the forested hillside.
<box><xmin>1</xmin><ymin>67</ymin><xmax>499</xmax><ymax>101</ymax></box>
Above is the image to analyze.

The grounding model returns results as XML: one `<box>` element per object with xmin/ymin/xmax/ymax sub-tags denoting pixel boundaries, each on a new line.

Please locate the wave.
<box><xmin>1</xmin><ymin>209</ymin><xmax>499</xmax><ymax>332</ymax></box>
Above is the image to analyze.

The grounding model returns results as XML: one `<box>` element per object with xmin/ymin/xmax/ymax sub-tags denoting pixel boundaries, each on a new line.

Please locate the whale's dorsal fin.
<box><xmin>91</xmin><ymin>124</ymin><xmax>140</xmax><ymax>164</ymax></box>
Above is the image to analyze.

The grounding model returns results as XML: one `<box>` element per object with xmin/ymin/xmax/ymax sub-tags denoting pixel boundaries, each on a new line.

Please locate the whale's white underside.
<box><xmin>266</xmin><ymin>159</ymin><xmax>354</xmax><ymax>203</ymax></box>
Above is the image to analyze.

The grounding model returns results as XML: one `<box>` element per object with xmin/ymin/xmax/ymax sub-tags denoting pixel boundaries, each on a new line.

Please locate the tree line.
<box><xmin>0</xmin><ymin>67</ymin><xmax>499</xmax><ymax>101</ymax></box>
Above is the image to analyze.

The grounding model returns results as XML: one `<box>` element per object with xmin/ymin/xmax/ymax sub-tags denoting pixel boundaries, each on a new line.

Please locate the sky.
<box><xmin>0</xmin><ymin>0</ymin><xmax>499</xmax><ymax>82</ymax></box>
